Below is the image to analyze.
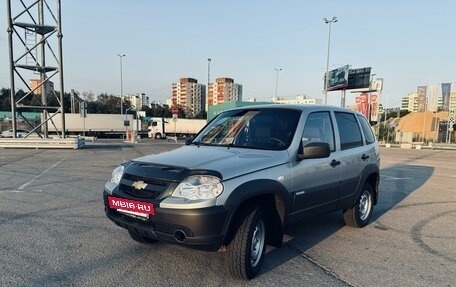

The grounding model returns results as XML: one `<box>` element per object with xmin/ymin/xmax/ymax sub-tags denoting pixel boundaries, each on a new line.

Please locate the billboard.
<box><xmin>370</xmin><ymin>78</ymin><xmax>383</xmax><ymax>92</ymax></box>
<box><xmin>427</xmin><ymin>84</ymin><xmax>439</xmax><ymax>112</ymax></box>
<box><xmin>355</xmin><ymin>93</ymin><xmax>369</xmax><ymax>119</ymax></box>
<box><xmin>370</xmin><ymin>92</ymin><xmax>380</xmax><ymax>122</ymax></box>
<box><xmin>347</xmin><ymin>67</ymin><xmax>371</xmax><ymax>90</ymax></box>
<box><xmin>417</xmin><ymin>86</ymin><xmax>427</xmax><ymax>112</ymax></box>
<box><xmin>325</xmin><ymin>65</ymin><xmax>349</xmax><ymax>91</ymax></box>
<box><xmin>354</xmin><ymin>92</ymin><xmax>380</xmax><ymax>121</ymax></box>
<box><xmin>441</xmin><ymin>83</ymin><xmax>451</xmax><ymax>111</ymax></box>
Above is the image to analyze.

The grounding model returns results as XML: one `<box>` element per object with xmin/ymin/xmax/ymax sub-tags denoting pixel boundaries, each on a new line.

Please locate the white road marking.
<box><xmin>381</xmin><ymin>175</ymin><xmax>413</xmax><ymax>180</ymax></box>
<box><xmin>16</xmin><ymin>157</ymin><xmax>67</xmax><ymax>191</ymax></box>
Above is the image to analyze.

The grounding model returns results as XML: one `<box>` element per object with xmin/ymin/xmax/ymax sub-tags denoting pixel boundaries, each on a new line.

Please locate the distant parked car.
<box><xmin>0</xmin><ymin>129</ymin><xmax>30</xmax><ymax>138</ymax></box>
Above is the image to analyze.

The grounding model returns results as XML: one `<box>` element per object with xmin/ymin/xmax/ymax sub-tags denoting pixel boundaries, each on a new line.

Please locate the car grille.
<box><xmin>120</xmin><ymin>172</ymin><xmax>172</xmax><ymax>199</ymax></box>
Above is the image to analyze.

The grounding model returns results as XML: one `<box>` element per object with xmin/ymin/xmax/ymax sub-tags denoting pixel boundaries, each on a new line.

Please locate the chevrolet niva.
<box><xmin>103</xmin><ymin>104</ymin><xmax>380</xmax><ymax>279</ymax></box>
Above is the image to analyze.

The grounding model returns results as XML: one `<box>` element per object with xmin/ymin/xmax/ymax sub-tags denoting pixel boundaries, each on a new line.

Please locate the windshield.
<box><xmin>192</xmin><ymin>108</ymin><xmax>301</xmax><ymax>150</ymax></box>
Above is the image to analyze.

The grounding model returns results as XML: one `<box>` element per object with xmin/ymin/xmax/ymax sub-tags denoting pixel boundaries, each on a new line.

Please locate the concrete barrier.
<box><xmin>400</xmin><ymin>143</ymin><xmax>413</xmax><ymax>149</ymax></box>
<box><xmin>0</xmin><ymin>137</ymin><xmax>84</xmax><ymax>149</ymax></box>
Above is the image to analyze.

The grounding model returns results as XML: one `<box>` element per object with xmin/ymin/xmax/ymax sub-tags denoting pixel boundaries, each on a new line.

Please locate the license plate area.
<box><xmin>108</xmin><ymin>196</ymin><xmax>155</xmax><ymax>219</ymax></box>
<box><xmin>117</xmin><ymin>209</ymin><xmax>150</xmax><ymax>220</ymax></box>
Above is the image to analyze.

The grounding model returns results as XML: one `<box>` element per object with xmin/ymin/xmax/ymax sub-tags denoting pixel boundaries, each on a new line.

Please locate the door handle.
<box><xmin>361</xmin><ymin>154</ymin><xmax>370</xmax><ymax>160</ymax></box>
<box><xmin>330</xmin><ymin>159</ymin><xmax>341</xmax><ymax>167</ymax></box>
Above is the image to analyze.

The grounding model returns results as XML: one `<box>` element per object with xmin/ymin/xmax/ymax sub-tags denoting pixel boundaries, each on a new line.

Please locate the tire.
<box><xmin>343</xmin><ymin>182</ymin><xmax>374</xmax><ymax>228</ymax></box>
<box><xmin>226</xmin><ymin>207</ymin><xmax>266</xmax><ymax>280</ymax></box>
<box><xmin>154</xmin><ymin>133</ymin><xmax>162</xmax><ymax>139</ymax></box>
<box><xmin>128</xmin><ymin>230</ymin><xmax>158</xmax><ymax>244</ymax></box>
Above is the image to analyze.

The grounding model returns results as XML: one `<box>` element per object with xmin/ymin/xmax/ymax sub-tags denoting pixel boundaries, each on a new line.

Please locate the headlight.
<box><xmin>172</xmin><ymin>175</ymin><xmax>223</xmax><ymax>200</ymax></box>
<box><xmin>110</xmin><ymin>165</ymin><xmax>124</xmax><ymax>185</ymax></box>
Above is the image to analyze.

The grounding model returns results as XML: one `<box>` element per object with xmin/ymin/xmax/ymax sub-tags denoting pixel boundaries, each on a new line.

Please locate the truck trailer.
<box><xmin>52</xmin><ymin>113</ymin><xmax>137</xmax><ymax>137</ymax></box>
<box><xmin>148</xmin><ymin>117</ymin><xmax>207</xmax><ymax>139</ymax></box>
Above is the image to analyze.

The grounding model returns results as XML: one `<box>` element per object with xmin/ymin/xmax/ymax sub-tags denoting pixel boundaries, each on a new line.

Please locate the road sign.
<box><xmin>450</xmin><ymin>110</ymin><xmax>455</xmax><ymax>117</ymax></box>
<box><xmin>172</xmin><ymin>107</ymin><xmax>178</xmax><ymax>115</ymax></box>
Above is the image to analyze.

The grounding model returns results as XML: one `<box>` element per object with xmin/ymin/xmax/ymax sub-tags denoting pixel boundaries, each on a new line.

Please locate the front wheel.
<box><xmin>226</xmin><ymin>207</ymin><xmax>266</xmax><ymax>280</ymax></box>
<box><xmin>343</xmin><ymin>182</ymin><xmax>374</xmax><ymax>228</ymax></box>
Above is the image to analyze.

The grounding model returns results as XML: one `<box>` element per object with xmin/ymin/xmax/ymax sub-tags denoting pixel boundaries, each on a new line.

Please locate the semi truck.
<box><xmin>147</xmin><ymin>117</ymin><xmax>207</xmax><ymax>139</ymax></box>
<box><xmin>52</xmin><ymin>113</ymin><xmax>142</xmax><ymax>138</ymax></box>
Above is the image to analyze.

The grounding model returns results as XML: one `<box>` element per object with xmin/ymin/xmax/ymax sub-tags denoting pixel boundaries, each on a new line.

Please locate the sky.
<box><xmin>0</xmin><ymin>0</ymin><xmax>455</xmax><ymax>108</ymax></box>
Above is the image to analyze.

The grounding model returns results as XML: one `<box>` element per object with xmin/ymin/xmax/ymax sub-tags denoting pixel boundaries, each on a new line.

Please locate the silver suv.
<box><xmin>103</xmin><ymin>104</ymin><xmax>380</xmax><ymax>279</ymax></box>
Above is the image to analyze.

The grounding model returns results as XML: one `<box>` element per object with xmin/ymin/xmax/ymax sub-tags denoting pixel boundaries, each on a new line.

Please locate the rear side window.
<box><xmin>335</xmin><ymin>112</ymin><xmax>363</xmax><ymax>150</ymax></box>
<box><xmin>357</xmin><ymin>115</ymin><xmax>376</xmax><ymax>144</ymax></box>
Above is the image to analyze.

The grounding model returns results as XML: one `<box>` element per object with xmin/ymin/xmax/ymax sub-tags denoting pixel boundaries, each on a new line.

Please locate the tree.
<box><xmin>82</xmin><ymin>90</ymin><xmax>95</xmax><ymax>102</ymax></box>
<box><xmin>0</xmin><ymin>88</ymin><xmax>11</xmax><ymax>110</ymax></box>
<box><xmin>194</xmin><ymin>111</ymin><xmax>207</xmax><ymax>119</ymax></box>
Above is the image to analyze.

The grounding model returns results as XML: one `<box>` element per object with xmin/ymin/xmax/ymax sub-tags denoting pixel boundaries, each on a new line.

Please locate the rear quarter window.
<box><xmin>357</xmin><ymin>115</ymin><xmax>376</xmax><ymax>144</ymax></box>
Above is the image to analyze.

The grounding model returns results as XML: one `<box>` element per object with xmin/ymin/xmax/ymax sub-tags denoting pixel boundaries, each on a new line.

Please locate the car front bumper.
<box><xmin>103</xmin><ymin>190</ymin><xmax>229</xmax><ymax>251</ymax></box>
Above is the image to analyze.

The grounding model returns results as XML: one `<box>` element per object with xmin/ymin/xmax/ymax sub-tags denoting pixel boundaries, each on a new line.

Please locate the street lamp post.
<box><xmin>117</xmin><ymin>53</ymin><xmax>125</xmax><ymax>115</ymax></box>
<box><xmin>323</xmin><ymin>16</ymin><xmax>338</xmax><ymax>105</ymax></box>
<box><xmin>274</xmin><ymin>68</ymin><xmax>282</xmax><ymax>98</ymax></box>
<box><xmin>207</xmin><ymin>58</ymin><xmax>211</xmax><ymax>112</ymax></box>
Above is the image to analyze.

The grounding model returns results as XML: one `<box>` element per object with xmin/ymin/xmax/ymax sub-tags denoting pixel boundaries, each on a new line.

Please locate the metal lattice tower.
<box><xmin>6</xmin><ymin>0</ymin><xmax>65</xmax><ymax>139</ymax></box>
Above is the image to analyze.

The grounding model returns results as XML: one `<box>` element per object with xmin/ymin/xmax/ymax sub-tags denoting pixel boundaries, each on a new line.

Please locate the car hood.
<box><xmin>134</xmin><ymin>145</ymin><xmax>290</xmax><ymax>180</ymax></box>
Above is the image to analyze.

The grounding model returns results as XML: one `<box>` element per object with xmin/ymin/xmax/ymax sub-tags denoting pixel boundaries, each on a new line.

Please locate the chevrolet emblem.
<box><xmin>132</xmin><ymin>180</ymin><xmax>148</xmax><ymax>190</ymax></box>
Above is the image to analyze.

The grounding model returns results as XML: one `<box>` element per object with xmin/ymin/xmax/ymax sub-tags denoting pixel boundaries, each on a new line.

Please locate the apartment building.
<box><xmin>401</xmin><ymin>91</ymin><xmax>444</xmax><ymax>112</ymax></box>
<box><xmin>401</xmin><ymin>93</ymin><xmax>419</xmax><ymax>111</ymax></box>
<box><xmin>29</xmin><ymin>79</ymin><xmax>54</xmax><ymax>95</ymax></box>
<box><xmin>207</xmin><ymin>78</ymin><xmax>242</xmax><ymax>108</ymax></box>
<box><xmin>125</xmin><ymin>93</ymin><xmax>149</xmax><ymax>110</ymax></box>
<box><xmin>171</xmin><ymin>78</ymin><xmax>205</xmax><ymax>117</ymax></box>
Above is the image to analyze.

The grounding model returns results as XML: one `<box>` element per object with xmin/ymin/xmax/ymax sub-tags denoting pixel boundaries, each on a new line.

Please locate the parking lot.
<box><xmin>1</xmin><ymin>141</ymin><xmax>455</xmax><ymax>287</ymax></box>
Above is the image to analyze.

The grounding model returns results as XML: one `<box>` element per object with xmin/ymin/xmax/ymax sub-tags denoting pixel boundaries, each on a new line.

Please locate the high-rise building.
<box><xmin>401</xmin><ymin>93</ymin><xmax>419</xmax><ymax>112</ymax></box>
<box><xmin>402</xmin><ymin>85</ymin><xmax>446</xmax><ymax>112</ymax></box>
<box><xmin>171</xmin><ymin>78</ymin><xmax>205</xmax><ymax>117</ymax></box>
<box><xmin>29</xmin><ymin>79</ymin><xmax>54</xmax><ymax>95</ymax></box>
<box><xmin>207</xmin><ymin>78</ymin><xmax>242</xmax><ymax>108</ymax></box>
<box><xmin>401</xmin><ymin>96</ymin><xmax>410</xmax><ymax>111</ymax></box>
<box><xmin>450</xmin><ymin>91</ymin><xmax>456</xmax><ymax>112</ymax></box>
<box><xmin>125</xmin><ymin>93</ymin><xmax>149</xmax><ymax>110</ymax></box>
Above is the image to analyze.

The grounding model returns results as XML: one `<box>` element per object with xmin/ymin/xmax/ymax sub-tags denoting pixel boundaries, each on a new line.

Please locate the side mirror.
<box><xmin>298</xmin><ymin>142</ymin><xmax>330</xmax><ymax>160</ymax></box>
<box><xmin>185</xmin><ymin>137</ymin><xmax>194</xmax><ymax>145</ymax></box>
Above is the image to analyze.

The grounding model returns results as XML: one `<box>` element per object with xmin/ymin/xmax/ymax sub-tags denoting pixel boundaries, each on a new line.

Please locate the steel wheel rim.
<box><xmin>359</xmin><ymin>190</ymin><xmax>372</xmax><ymax>221</ymax></box>
<box><xmin>250</xmin><ymin>220</ymin><xmax>265</xmax><ymax>268</ymax></box>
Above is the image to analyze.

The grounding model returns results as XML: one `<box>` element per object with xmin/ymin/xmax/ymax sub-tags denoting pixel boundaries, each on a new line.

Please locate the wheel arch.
<box><xmin>366</xmin><ymin>170</ymin><xmax>380</xmax><ymax>205</ymax></box>
<box><xmin>223</xmin><ymin>179</ymin><xmax>291</xmax><ymax>248</ymax></box>
<box><xmin>354</xmin><ymin>163</ymin><xmax>380</xmax><ymax>206</ymax></box>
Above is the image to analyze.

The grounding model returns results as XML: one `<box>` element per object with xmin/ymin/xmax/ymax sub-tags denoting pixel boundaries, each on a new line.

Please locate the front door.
<box><xmin>290</xmin><ymin>111</ymin><xmax>341</xmax><ymax>221</ymax></box>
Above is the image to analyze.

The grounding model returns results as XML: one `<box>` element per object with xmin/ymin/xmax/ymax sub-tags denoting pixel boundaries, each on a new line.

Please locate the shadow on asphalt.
<box><xmin>259</xmin><ymin>163</ymin><xmax>434</xmax><ymax>277</ymax></box>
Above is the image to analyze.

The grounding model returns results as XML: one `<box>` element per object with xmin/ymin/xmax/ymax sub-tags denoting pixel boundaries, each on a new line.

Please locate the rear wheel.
<box><xmin>226</xmin><ymin>207</ymin><xmax>266</xmax><ymax>280</ymax></box>
<box><xmin>128</xmin><ymin>230</ymin><xmax>158</xmax><ymax>244</ymax></box>
<box><xmin>343</xmin><ymin>182</ymin><xmax>374</xmax><ymax>228</ymax></box>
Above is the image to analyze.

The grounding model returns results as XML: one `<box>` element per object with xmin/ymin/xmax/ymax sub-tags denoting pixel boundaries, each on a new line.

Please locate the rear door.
<box><xmin>333</xmin><ymin>112</ymin><xmax>369</xmax><ymax>206</ymax></box>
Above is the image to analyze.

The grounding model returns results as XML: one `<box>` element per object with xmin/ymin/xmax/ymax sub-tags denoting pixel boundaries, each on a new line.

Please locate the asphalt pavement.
<box><xmin>0</xmin><ymin>142</ymin><xmax>455</xmax><ymax>287</ymax></box>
